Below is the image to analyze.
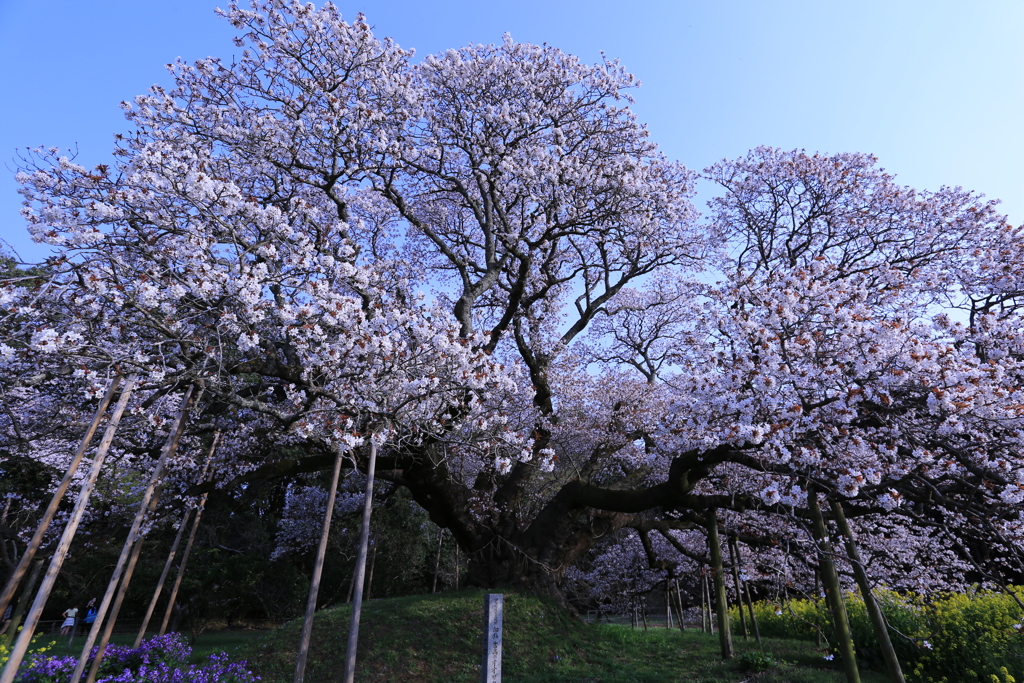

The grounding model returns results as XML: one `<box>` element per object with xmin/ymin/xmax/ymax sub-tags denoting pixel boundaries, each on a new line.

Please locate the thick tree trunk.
<box><xmin>831</xmin><ymin>499</ymin><xmax>905</xmax><ymax>683</ymax></box>
<box><xmin>808</xmin><ymin>488</ymin><xmax>860</xmax><ymax>683</ymax></box>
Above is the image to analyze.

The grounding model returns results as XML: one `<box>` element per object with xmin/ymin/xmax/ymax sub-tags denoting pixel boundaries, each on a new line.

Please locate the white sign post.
<box><xmin>482</xmin><ymin>594</ymin><xmax>503</xmax><ymax>683</ymax></box>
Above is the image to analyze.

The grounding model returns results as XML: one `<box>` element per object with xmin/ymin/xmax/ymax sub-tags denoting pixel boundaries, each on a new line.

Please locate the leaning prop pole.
<box><xmin>808</xmin><ymin>487</ymin><xmax>861</xmax><ymax>683</ymax></box>
<box><xmin>137</xmin><ymin>432</ymin><xmax>220</xmax><ymax>646</ymax></box>
<box><xmin>342</xmin><ymin>433</ymin><xmax>380</xmax><ymax>683</ymax></box>
<box><xmin>707</xmin><ymin>508</ymin><xmax>733</xmax><ymax>659</ymax></box>
<box><xmin>84</xmin><ymin>484</ymin><xmax>165</xmax><ymax>683</ymax></box>
<box><xmin>0</xmin><ymin>376</ymin><xmax>137</xmax><ymax>683</ymax></box>
<box><xmin>158</xmin><ymin>432</ymin><xmax>219</xmax><ymax>636</ymax></box>
<box><xmin>0</xmin><ymin>558</ymin><xmax>43</xmax><ymax>648</ymax></box>
<box><xmin>134</xmin><ymin>508</ymin><xmax>191</xmax><ymax>647</ymax></box>
<box><xmin>293</xmin><ymin>448</ymin><xmax>344</xmax><ymax>683</ymax></box>
<box><xmin>0</xmin><ymin>376</ymin><xmax>121</xmax><ymax>618</ymax></box>
<box><xmin>727</xmin><ymin>537</ymin><xmax>749</xmax><ymax>640</ymax></box>
<box><xmin>70</xmin><ymin>385</ymin><xmax>195</xmax><ymax>683</ymax></box>
<box><xmin>830</xmin><ymin>499</ymin><xmax>905</xmax><ymax>683</ymax></box>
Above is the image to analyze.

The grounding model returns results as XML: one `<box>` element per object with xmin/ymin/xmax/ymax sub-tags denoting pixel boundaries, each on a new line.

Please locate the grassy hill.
<box><xmin>236</xmin><ymin>590</ymin><xmax>887</xmax><ymax>683</ymax></box>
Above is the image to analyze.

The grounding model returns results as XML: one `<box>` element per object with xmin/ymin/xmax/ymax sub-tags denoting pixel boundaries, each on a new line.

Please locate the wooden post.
<box><xmin>700</xmin><ymin>571</ymin><xmax>708</xmax><ymax>632</ymax></box>
<box><xmin>432</xmin><ymin>528</ymin><xmax>444</xmax><ymax>593</ymax></box>
<box><xmin>0</xmin><ymin>376</ymin><xmax>136</xmax><ymax>683</ymax></box>
<box><xmin>665</xmin><ymin>581</ymin><xmax>672</xmax><ymax>629</ymax></box>
<box><xmin>158</xmin><ymin>433</ymin><xmax>219</xmax><ymax>637</ymax></box>
<box><xmin>481</xmin><ymin>594</ymin><xmax>503</xmax><ymax>683</ymax></box>
<box><xmin>0</xmin><ymin>558</ymin><xmax>42</xmax><ymax>648</ymax></box>
<box><xmin>342</xmin><ymin>435</ymin><xmax>379</xmax><ymax>683</ymax></box>
<box><xmin>0</xmin><ymin>377</ymin><xmax>120</xmax><ymax>619</ymax></box>
<box><xmin>831</xmin><ymin>499</ymin><xmax>905</xmax><ymax>683</ymax></box>
<box><xmin>84</xmin><ymin>484</ymin><xmax>163</xmax><ymax>683</ymax></box>
<box><xmin>365</xmin><ymin>543</ymin><xmax>377</xmax><ymax>601</ymax></box>
<box><xmin>708</xmin><ymin>509</ymin><xmax>733</xmax><ymax>659</ymax></box>
<box><xmin>140</xmin><ymin>432</ymin><xmax>220</xmax><ymax>645</ymax></box>
<box><xmin>704</xmin><ymin>571</ymin><xmax>715</xmax><ymax>633</ymax></box>
<box><xmin>293</xmin><ymin>449</ymin><xmax>344</xmax><ymax>683</ymax></box>
<box><xmin>728</xmin><ymin>538</ymin><xmax>749</xmax><ymax>640</ymax></box>
<box><xmin>744</xmin><ymin>580</ymin><xmax>761</xmax><ymax>644</ymax></box>
<box><xmin>71</xmin><ymin>385</ymin><xmax>194</xmax><ymax>683</ymax></box>
<box><xmin>135</xmin><ymin>508</ymin><xmax>191</xmax><ymax>646</ymax></box>
<box><xmin>808</xmin><ymin>488</ymin><xmax>860</xmax><ymax>683</ymax></box>
<box><xmin>673</xmin><ymin>579</ymin><xmax>686</xmax><ymax>632</ymax></box>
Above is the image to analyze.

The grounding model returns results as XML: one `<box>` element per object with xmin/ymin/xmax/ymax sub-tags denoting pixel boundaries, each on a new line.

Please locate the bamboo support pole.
<box><xmin>432</xmin><ymin>529</ymin><xmax>444</xmax><ymax>593</ymax></box>
<box><xmin>342</xmin><ymin>435</ymin><xmax>379</xmax><ymax>683</ymax></box>
<box><xmin>708</xmin><ymin>509</ymin><xmax>733</xmax><ymax>659</ymax></box>
<box><xmin>700</xmin><ymin>571</ymin><xmax>708</xmax><ymax>632</ymax></box>
<box><xmin>71</xmin><ymin>385</ymin><xmax>194</xmax><ymax>683</ymax></box>
<box><xmin>744</xmin><ymin>580</ymin><xmax>761</xmax><ymax>644</ymax></box>
<box><xmin>0</xmin><ymin>558</ymin><xmax>42</xmax><ymax>648</ymax></box>
<box><xmin>831</xmin><ymin>499</ymin><xmax>905</xmax><ymax>683</ymax></box>
<box><xmin>0</xmin><ymin>377</ymin><xmax>120</xmax><ymax>618</ymax></box>
<box><xmin>293</xmin><ymin>449</ymin><xmax>344</xmax><ymax>683</ymax></box>
<box><xmin>134</xmin><ymin>508</ymin><xmax>191</xmax><ymax>647</ymax></box>
<box><xmin>158</xmin><ymin>434</ymin><xmax>219</xmax><ymax>637</ymax></box>
<box><xmin>0</xmin><ymin>376</ymin><xmax>137</xmax><ymax>683</ymax></box>
<box><xmin>673</xmin><ymin>578</ymin><xmax>686</xmax><ymax>632</ymax></box>
<box><xmin>139</xmin><ymin>432</ymin><xmax>220</xmax><ymax>644</ymax></box>
<box><xmin>84</xmin><ymin>486</ymin><xmax>163</xmax><ymax>683</ymax></box>
<box><xmin>728</xmin><ymin>537</ymin><xmax>749</xmax><ymax>640</ymax></box>
<box><xmin>665</xmin><ymin>581</ymin><xmax>672</xmax><ymax>629</ymax></box>
<box><xmin>808</xmin><ymin>488</ymin><xmax>860</xmax><ymax>683</ymax></box>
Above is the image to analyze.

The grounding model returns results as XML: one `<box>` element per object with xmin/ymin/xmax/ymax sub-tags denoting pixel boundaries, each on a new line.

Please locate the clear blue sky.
<box><xmin>1</xmin><ymin>0</ymin><xmax>1021</xmax><ymax>264</ymax></box>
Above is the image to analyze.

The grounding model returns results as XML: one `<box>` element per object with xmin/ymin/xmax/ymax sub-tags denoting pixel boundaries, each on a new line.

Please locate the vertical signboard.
<box><xmin>482</xmin><ymin>593</ymin><xmax>503</xmax><ymax>683</ymax></box>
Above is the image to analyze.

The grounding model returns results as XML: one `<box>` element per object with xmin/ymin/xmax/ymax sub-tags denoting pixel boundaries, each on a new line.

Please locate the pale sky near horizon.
<box><xmin>0</xmin><ymin>0</ymin><xmax>1021</xmax><ymax>264</ymax></box>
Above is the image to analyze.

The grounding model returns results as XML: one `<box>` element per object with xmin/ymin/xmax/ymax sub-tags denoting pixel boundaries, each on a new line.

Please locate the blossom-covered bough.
<box><xmin>2</xmin><ymin>2</ymin><xmax>1024</xmax><ymax>681</ymax></box>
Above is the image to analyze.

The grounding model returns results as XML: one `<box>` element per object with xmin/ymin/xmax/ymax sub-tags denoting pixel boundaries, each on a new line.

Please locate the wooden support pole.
<box><xmin>158</xmin><ymin>434</ymin><xmax>219</xmax><ymax>637</ymax></box>
<box><xmin>808</xmin><ymin>488</ymin><xmax>860</xmax><ymax>683</ymax></box>
<box><xmin>0</xmin><ymin>377</ymin><xmax>120</xmax><ymax>618</ymax></box>
<box><xmin>140</xmin><ymin>431</ymin><xmax>219</xmax><ymax>643</ymax></box>
<box><xmin>665</xmin><ymin>581</ymin><xmax>672</xmax><ymax>629</ymax></box>
<box><xmin>432</xmin><ymin>528</ymin><xmax>444</xmax><ymax>593</ymax></box>
<box><xmin>135</xmin><ymin>508</ymin><xmax>191</xmax><ymax>647</ymax></box>
<box><xmin>293</xmin><ymin>449</ymin><xmax>344</xmax><ymax>683</ymax></box>
<box><xmin>831</xmin><ymin>499</ymin><xmax>905</xmax><ymax>683</ymax></box>
<box><xmin>744</xmin><ymin>579</ymin><xmax>761</xmax><ymax>644</ymax></box>
<box><xmin>673</xmin><ymin>579</ymin><xmax>686</xmax><ymax>632</ymax></box>
<box><xmin>71</xmin><ymin>385</ymin><xmax>194</xmax><ymax>683</ymax></box>
<box><xmin>342</xmin><ymin>435</ymin><xmax>379</xmax><ymax>683</ymax></box>
<box><xmin>728</xmin><ymin>537</ymin><xmax>749</xmax><ymax>640</ymax></box>
<box><xmin>84</xmin><ymin>486</ymin><xmax>163</xmax><ymax>683</ymax></box>
<box><xmin>0</xmin><ymin>558</ymin><xmax>43</xmax><ymax>648</ymax></box>
<box><xmin>700</xmin><ymin>571</ymin><xmax>708</xmax><ymax>632</ymax></box>
<box><xmin>708</xmin><ymin>509</ymin><xmax>733</xmax><ymax>659</ymax></box>
<box><xmin>0</xmin><ymin>376</ymin><xmax>136</xmax><ymax>683</ymax></box>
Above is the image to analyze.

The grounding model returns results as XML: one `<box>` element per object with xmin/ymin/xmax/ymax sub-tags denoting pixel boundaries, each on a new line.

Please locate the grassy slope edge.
<box><xmin>236</xmin><ymin>590</ymin><xmax>887</xmax><ymax>683</ymax></box>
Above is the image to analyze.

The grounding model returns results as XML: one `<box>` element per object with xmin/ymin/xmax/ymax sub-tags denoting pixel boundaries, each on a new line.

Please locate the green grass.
<box><xmin>234</xmin><ymin>590</ymin><xmax>890</xmax><ymax>683</ymax></box>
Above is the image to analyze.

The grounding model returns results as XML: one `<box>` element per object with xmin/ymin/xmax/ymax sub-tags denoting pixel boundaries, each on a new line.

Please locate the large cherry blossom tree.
<box><xmin>3</xmin><ymin>0</ymin><xmax>1023</xmax><ymax>612</ymax></box>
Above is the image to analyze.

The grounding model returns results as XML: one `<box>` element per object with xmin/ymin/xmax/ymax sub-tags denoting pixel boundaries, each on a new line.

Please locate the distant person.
<box><xmin>1</xmin><ymin>601</ymin><xmax>12</xmax><ymax>634</ymax></box>
<box><xmin>82</xmin><ymin>598</ymin><xmax>97</xmax><ymax>633</ymax></box>
<box><xmin>61</xmin><ymin>605</ymin><xmax>78</xmax><ymax>636</ymax></box>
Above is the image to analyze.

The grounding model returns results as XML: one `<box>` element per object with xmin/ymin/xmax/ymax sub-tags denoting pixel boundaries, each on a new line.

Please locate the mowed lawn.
<box><xmin>231</xmin><ymin>590</ymin><xmax>888</xmax><ymax>683</ymax></box>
